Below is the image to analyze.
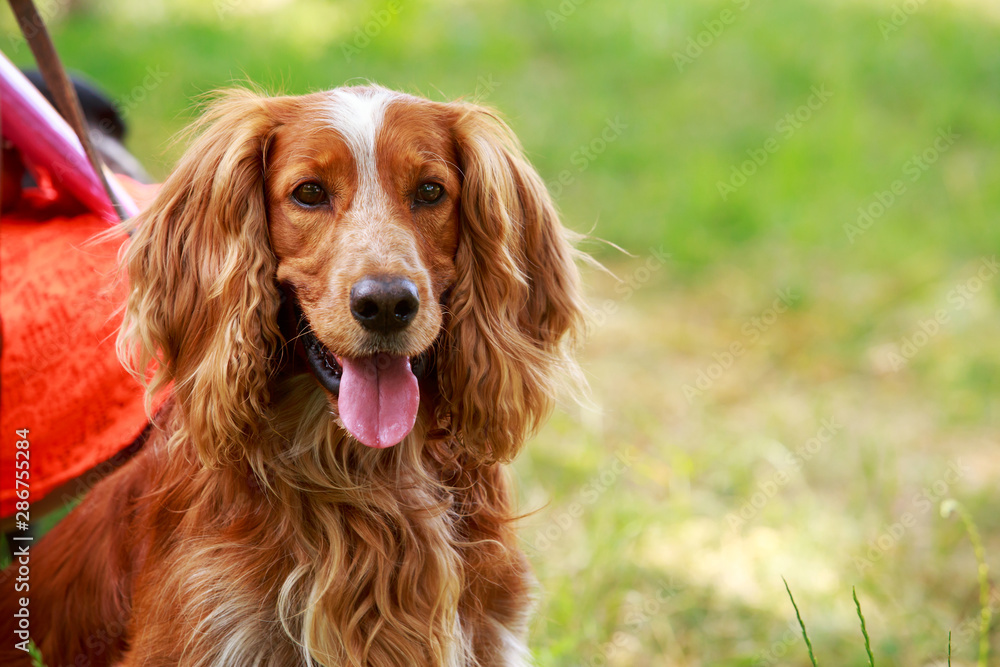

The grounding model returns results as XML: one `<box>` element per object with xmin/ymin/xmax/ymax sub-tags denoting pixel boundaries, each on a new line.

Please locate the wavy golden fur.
<box><xmin>0</xmin><ymin>85</ymin><xmax>584</xmax><ymax>666</ymax></box>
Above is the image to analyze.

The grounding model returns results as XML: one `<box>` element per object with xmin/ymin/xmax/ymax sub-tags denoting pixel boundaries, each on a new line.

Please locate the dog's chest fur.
<box><xmin>121</xmin><ymin>422</ymin><xmax>533</xmax><ymax>667</ymax></box>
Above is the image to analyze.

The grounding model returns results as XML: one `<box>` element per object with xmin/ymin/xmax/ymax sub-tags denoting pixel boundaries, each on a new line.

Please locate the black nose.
<box><xmin>350</xmin><ymin>276</ymin><xmax>420</xmax><ymax>333</ymax></box>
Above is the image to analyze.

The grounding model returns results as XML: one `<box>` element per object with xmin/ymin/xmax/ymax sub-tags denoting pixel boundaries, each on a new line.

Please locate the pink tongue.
<box><xmin>338</xmin><ymin>354</ymin><xmax>419</xmax><ymax>448</ymax></box>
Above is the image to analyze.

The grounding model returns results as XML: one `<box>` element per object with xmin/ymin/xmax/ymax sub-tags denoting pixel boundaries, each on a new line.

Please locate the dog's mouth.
<box><xmin>291</xmin><ymin>298</ymin><xmax>432</xmax><ymax>449</ymax></box>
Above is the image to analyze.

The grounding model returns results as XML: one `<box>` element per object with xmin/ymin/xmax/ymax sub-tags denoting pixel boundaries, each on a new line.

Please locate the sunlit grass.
<box><xmin>521</xmin><ymin>253</ymin><xmax>997</xmax><ymax>665</ymax></box>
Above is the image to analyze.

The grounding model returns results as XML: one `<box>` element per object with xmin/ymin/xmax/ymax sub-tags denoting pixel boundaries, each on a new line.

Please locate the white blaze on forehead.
<box><xmin>326</xmin><ymin>86</ymin><xmax>423</xmax><ymax>288</ymax></box>
<box><xmin>323</xmin><ymin>87</ymin><xmax>402</xmax><ymax>270</ymax></box>
<box><xmin>323</xmin><ymin>86</ymin><xmax>398</xmax><ymax>200</ymax></box>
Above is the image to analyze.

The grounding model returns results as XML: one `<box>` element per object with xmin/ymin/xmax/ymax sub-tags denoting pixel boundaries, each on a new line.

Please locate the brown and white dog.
<box><xmin>1</xmin><ymin>85</ymin><xmax>584</xmax><ymax>666</ymax></box>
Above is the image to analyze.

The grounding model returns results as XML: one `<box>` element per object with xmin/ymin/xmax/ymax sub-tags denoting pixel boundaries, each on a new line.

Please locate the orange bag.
<box><xmin>0</xmin><ymin>180</ymin><xmax>158</xmax><ymax>520</ymax></box>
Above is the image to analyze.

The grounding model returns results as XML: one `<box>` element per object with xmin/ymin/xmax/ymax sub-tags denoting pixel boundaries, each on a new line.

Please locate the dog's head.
<box><xmin>121</xmin><ymin>85</ymin><xmax>583</xmax><ymax>466</ymax></box>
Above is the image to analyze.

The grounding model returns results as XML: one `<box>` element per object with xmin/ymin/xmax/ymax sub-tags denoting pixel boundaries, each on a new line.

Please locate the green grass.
<box><xmin>785</xmin><ymin>578</ymin><xmax>819</xmax><ymax>666</ymax></box>
<box><xmin>3</xmin><ymin>0</ymin><xmax>999</xmax><ymax>664</ymax></box>
<box><xmin>780</xmin><ymin>517</ymin><xmax>990</xmax><ymax>667</ymax></box>
<box><xmin>853</xmin><ymin>587</ymin><xmax>875</xmax><ymax>667</ymax></box>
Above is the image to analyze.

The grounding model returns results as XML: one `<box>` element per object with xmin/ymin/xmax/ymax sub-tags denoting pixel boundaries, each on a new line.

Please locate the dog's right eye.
<box><xmin>292</xmin><ymin>182</ymin><xmax>327</xmax><ymax>207</ymax></box>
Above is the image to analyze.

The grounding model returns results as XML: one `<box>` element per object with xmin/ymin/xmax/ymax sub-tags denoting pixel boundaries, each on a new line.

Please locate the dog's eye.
<box><xmin>414</xmin><ymin>182</ymin><xmax>444</xmax><ymax>205</ymax></box>
<box><xmin>292</xmin><ymin>182</ymin><xmax>327</xmax><ymax>207</ymax></box>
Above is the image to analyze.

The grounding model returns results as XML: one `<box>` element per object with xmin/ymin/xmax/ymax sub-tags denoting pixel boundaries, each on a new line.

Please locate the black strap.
<box><xmin>7</xmin><ymin>0</ymin><xmax>128</xmax><ymax>221</ymax></box>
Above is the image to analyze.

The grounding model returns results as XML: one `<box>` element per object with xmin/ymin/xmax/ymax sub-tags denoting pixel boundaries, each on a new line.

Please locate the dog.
<box><xmin>1</xmin><ymin>85</ymin><xmax>584</xmax><ymax>666</ymax></box>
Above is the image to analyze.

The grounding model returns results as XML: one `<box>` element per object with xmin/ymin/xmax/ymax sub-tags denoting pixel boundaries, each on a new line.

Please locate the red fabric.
<box><xmin>0</xmin><ymin>178</ymin><xmax>160</xmax><ymax>518</ymax></box>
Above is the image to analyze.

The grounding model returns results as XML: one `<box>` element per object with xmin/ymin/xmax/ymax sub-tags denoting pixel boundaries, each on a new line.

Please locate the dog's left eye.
<box><xmin>414</xmin><ymin>182</ymin><xmax>444</xmax><ymax>205</ymax></box>
<box><xmin>292</xmin><ymin>182</ymin><xmax>327</xmax><ymax>207</ymax></box>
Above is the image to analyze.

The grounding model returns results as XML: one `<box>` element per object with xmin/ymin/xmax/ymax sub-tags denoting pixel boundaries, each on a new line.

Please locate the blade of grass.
<box><xmin>783</xmin><ymin>577</ymin><xmax>819</xmax><ymax>667</ymax></box>
<box><xmin>29</xmin><ymin>640</ymin><xmax>46</xmax><ymax>667</ymax></box>
<box><xmin>942</xmin><ymin>500</ymin><xmax>991</xmax><ymax>667</ymax></box>
<box><xmin>948</xmin><ymin>630</ymin><xmax>953</xmax><ymax>667</ymax></box>
<box><xmin>852</xmin><ymin>587</ymin><xmax>875</xmax><ymax>667</ymax></box>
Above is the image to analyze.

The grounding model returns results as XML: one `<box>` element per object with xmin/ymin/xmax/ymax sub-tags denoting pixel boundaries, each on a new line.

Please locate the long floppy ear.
<box><xmin>118</xmin><ymin>90</ymin><xmax>283</xmax><ymax>467</ymax></box>
<box><xmin>444</xmin><ymin>104</ymin><xmax>585</xmax><ymax>463</ymax></box>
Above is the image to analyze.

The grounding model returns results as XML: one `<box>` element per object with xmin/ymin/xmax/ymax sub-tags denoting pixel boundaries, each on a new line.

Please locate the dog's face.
<box><xmin>121</xmin><ymin>85</ymin><xmax>583</xmax><ymax>465</ymax></box>
<box><xmin>266</xmin><ymin>89</ymin><xmax>461</xmax><ymax>448</ymax></box>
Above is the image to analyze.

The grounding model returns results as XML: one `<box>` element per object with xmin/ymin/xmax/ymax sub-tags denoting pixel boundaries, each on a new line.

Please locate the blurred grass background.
<box><xmin>3</xmin><ymin>0</ymin><xmax>1000</xmax><ymax>664</ymax></box>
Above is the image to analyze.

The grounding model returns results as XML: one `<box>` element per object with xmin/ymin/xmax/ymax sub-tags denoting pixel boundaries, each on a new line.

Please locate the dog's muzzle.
<box><xmin>280</xmin><ymin>287</ymin><xmax>434</xmax><ymax>448</ymax></box>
